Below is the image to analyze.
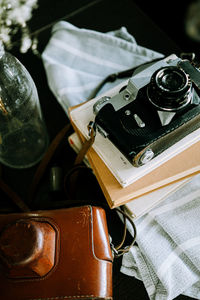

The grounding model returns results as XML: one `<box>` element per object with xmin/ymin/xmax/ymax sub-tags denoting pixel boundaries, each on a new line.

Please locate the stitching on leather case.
<box><xmin>90</xmin><ymin>207</ymin><xmax>113</xmax><ymax>262</ymax></box>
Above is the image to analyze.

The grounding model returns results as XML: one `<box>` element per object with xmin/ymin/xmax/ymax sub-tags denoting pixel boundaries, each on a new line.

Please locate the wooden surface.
<box><xmin>1</xmin><ymin>1</ymin><xmax>198</xmax><ymax>299</ymax></box>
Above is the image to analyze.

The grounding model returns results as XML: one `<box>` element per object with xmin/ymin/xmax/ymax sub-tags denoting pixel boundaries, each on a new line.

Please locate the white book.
<box><xmin>69</xmin><ymin>82</ymin><xmax>200</xmax><ymax>188</ymax></box>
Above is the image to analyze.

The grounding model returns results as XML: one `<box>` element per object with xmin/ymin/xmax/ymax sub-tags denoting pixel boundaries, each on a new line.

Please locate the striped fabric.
<box><xmin>121</xmin><ymin>174</ymin><xmax>200</xmax><ymax>300</ymax></box>
<box><xmin>41</xmin><ymin>21</ymin><xmax>163</xmax><ymax>115</ymax></box>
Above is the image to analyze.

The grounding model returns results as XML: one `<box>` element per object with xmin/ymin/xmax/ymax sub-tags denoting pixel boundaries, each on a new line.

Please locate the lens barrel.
<box><xmin>147</xmin><ymin>66</ymin><xmax>192</xmax><ymax>111</ymax></box>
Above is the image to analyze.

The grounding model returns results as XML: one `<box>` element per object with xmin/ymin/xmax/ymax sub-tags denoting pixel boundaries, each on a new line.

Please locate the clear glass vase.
<box><xmin>0</xmin><ymin>43</ymin><xmax>49</xmax><ymax>168</ymax></box>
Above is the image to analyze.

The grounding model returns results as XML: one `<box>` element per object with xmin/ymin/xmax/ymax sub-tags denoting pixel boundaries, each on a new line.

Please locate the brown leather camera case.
<box><xmin>0</xmin><ymin>205</ymin><xmax>113</xmax><ymax>300</ymax></box>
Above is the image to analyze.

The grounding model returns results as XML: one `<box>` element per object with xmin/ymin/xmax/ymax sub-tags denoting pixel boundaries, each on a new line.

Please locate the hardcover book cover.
<box><xmin>68</xmin><ymin>125</ymin><xmax>200</xmax><ymax>209</ymax></box>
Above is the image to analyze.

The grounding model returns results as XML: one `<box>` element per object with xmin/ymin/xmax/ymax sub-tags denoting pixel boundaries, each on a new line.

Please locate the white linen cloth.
<box><xmin>41</xmin><ymin>21</ymin><xmax>163</xmax><ymax>114</ymax></box>
<box><xmin>121</xmin><ymin>174</ymin><xmax>200</xmax><ymax>300</ymax></box>
<box><xmin>41</xmin><ymin>21</ymin><xmax>200</xmax><ymax>300</ymax></box>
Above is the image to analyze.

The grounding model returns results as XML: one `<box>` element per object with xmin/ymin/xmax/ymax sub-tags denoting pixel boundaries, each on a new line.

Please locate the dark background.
<box><xmin>1</xmin><ymin>0</ymin><xmax>199</xmax><ymax>299</ymax></box>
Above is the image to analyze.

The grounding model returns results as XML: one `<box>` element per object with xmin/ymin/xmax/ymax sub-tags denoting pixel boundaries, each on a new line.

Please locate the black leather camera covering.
<box><xmin>95</xmin><ymin>86</ymin><xmax>200</xmax><ymax>165</ymax></box>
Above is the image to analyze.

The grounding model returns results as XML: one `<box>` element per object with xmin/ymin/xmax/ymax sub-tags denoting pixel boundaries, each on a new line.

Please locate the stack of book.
<box><xmin>68</xmin><ymin>83</ymin><xmax>200</xmax><ymax>219</ymax></box>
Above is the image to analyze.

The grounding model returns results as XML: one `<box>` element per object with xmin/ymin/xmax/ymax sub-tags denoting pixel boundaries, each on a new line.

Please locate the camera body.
<box><xmin>93</xmin><ymin>55</ymin><xmax>200</xmax><ymax>167</ymax></box>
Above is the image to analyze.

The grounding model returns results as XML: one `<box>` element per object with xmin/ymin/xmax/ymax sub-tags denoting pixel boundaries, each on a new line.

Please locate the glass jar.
<box><xmin>0</xmin><ymin>42</ymin><xmax>49</xmax><ymax>168</ymax></box>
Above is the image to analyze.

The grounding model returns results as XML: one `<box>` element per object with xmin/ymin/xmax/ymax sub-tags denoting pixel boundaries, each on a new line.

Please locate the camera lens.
<box><xmin>147</xmin><ymin>66</ymin><xmax>192</xmax><ymax>111</ymax></box>
<box><xmin>158</xmin><ymin>71</ymin><xmax>184</xmax><ymax>91</ymax></box>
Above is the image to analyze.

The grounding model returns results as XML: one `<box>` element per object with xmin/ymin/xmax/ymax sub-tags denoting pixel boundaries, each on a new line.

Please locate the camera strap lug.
<box><xmin>73</xmin><ymin>121</ymin><xmax>96</xmax><ymax>165</ymax></box>
<box><xmin>88</xmin><ymin>121</ymin><xmax>96</xmax><ymax>138</ymax></box>
<box><xmin>180</xmin><ymin>52</ymin><xmax>196</xmax><ymax>61</ymax></box>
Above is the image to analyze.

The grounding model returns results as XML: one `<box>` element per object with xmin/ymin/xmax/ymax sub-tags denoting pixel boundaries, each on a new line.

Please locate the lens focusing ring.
<box><xmin>147</xmin><ymin>66</ymin><xmax>192</xmax><ymax>111</ymax></box>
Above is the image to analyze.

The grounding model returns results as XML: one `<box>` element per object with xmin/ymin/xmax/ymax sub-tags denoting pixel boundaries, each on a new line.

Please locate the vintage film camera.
<box><xmin>93</xmin><ymin>54</ymin><xmax>200</xmax><ymax>167</ymax></box>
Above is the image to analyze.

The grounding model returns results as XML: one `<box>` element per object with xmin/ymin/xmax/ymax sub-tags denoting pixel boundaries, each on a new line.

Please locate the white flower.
<box><xmin>20</xmin><ymin>33</ymin><xmax>32</xmax><ymax>53</ymax></box>
<box><xmin>0</xmin><ymin>0</ymin><xmax>38</xmax><ymax>52</ymax></box>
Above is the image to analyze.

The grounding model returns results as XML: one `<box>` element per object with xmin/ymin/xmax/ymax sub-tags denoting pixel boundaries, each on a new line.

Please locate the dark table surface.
<box><xmin>1</xmin><ymin>1</ymin><xmax>199</xmax><ymax>299</ymax></box>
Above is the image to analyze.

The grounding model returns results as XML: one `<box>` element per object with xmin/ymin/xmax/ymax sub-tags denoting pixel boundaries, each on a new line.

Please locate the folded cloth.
<box><xmin>121</xmin><ymin>174</ymin><xmax>200</xmax><ymax>300</ymax></box>
<box><xmin>41</xmin><ymin>21</ymin><xmax>163</xmax><ymax>114</ymax></box>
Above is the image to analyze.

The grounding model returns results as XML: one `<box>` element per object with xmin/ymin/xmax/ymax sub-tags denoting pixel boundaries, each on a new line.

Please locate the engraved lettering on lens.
<box><xmin>147</xmin><ymin>66</ymin><xmax>192</xmax><ymax>111</ymax></box>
